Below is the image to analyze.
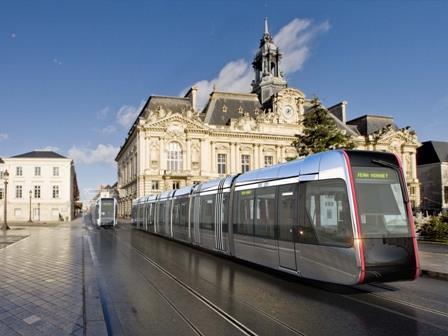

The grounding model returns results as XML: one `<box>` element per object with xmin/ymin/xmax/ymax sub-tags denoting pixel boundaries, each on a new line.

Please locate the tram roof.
<box><xmin>159</xmin><ymin>189</ymin><xmax>176</xmax><ymax>200</ymax></box>
<box><xmin>234</xmin><ymin>150</ymin><xmax>346</xmax><ymax>186</ymax></box>
<box><xmin>173</xmin><ymin>185</ymin><xmax>193</xmax><ymax>197</ymax></box>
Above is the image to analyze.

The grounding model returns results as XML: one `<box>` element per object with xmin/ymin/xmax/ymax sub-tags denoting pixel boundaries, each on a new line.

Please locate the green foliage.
<box><xmin>292</xmin><ymin>98</ymin><xmax>356</xmax><ymax>157</ymax></box>
<box><xmin>417</xmin><ymin>214</ymin><xmax>448</xmax><ymax>241</ymax></box>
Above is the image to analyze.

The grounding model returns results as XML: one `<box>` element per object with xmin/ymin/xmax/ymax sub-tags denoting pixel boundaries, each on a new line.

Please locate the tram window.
<box><xmin>254</xmin><ymin>187</ymin><xmax>276</xmax><ymax>239</ymax></box>
<box><xmin>222</xmin><ymin>193</ymin><xmax>230</xmax><ymax>232</ymax></box>
<box><xmin>148</xmin><ymin>203</ymin><xmax>154</xmax><ymax>226</ymax></box>
<box><xmin>278</xmin><ymin>184</ymin><xmax>298</xmax><ymax>242</ymax></box>
<box><xmin>179</xmin><ymin>197</ymin><xmax>189</xmax><ymax>227</ymax></box>
<box><xmin>302</xmin><ymin>179</ymin><xmax>353</xmax><ymax>247</ymax></box>
<box><xmin>200</xmin><ymin>194</ymin><xmax>215</xmax><ymax>230</ymax></box>
<box><xmin>158</xmin><ymin>201</ymin><xmax>166</xmax><ymax>227</ymax></box>
<box><xmin>172</xmin><ymin>200</ymin><xmax>181</xmax><ymax>227</ymax></box>
<box><xmin>353</xmin><ymin>167</ymin><xmax>411</xmax><ymax>238</ymax></box>
<box><xmin>234</xmin><ymin>189</ymin><xmax>254</xmax><ymax>235</ymax></box>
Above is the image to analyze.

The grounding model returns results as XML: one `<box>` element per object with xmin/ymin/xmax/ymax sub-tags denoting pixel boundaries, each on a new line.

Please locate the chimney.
<box><xmin>185</xmin><ymin>86</ymin><xmax>198</xmax><ymax>112</ymax></box>
<box><xmin>328</xmin><ymin>101</ymin><xmax>347</xmax><ymax>123</ymax></box>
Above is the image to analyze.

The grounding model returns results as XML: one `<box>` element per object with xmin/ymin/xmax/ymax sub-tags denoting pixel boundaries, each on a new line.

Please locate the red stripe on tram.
<box><xmin>342</xmin><ymin>150</ymin><xmax>366</xmax><ymax>284</ymax></box>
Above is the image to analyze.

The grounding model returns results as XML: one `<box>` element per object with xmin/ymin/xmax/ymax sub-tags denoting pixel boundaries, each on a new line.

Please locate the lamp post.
<box><xmin>28</xmin><ymin>190</ymin><xmax>33</xmax><ymax>223</ymax></box>
<box><xmin>38</xmin><ymin>202</ymin><xmax>40</xmax><ymax>222</ymax></box>
<box><xmin>2</xmin><ymin>170</ymin><xmax>10</xmax><ymax>231</ymax></box>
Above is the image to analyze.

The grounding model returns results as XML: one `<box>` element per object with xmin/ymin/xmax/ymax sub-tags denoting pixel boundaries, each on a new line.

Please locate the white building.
<box><xmin>0</xmin><ymin>151</ymin><xmax>79</xmax><ymax>222</ymax></box>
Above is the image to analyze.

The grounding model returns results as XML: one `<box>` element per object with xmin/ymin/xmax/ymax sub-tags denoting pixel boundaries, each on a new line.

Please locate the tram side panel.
<box><xmin>172</xmin><ymin>196</ymin><xmax>190</xmax><ymax>243</ymax></box>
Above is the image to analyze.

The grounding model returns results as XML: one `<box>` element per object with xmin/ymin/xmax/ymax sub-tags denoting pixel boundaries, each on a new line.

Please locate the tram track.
<box><xmin>94</xmin><ymin>223</ymin><xmax>448</xmax><ymax>335</ymax></box>
<box><xmin>104</xmin><ymin>226</ymin><xmax>307</xmax><ymax>336</ymax></box>
<box><xmin>308</xmin><ymin>281</ymin><xmax>448</xmax><ymax>332</ymax></box>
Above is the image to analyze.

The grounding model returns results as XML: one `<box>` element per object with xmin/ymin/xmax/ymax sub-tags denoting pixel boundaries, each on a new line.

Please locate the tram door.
<box><xmin>277</xmin><ymin>184</ymin><xmax>298</xmax><ymax>270</ymax></box>
<box><xmin>192</xmin><ymin>195</ymin><xmax>201</xmax><ymax>245</ymax></box>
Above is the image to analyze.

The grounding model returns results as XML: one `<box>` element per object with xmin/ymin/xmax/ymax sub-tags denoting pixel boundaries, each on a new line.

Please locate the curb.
<box><xmin>421</xmin><ymin>269</ymin><xmax>448</xmax><ymax>281</ymax></box>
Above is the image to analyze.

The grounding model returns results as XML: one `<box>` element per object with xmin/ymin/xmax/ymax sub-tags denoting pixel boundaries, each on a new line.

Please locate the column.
<box><xmin>254</xmin><ymin>144</ymin><xmax>259</xmax><ymax>170</ymax></box>
<box><xmin>235</xmin><ymin>143</ymin><xmax>240</xmax><ymax>173</ymax></box>
<box><xmin>211</xmin><ymin>141</ymin><xmax>215</xmax><ymax>174</ymax></box>
<box><xmin>159</xmin><ymin>138</ymin><xmax>165</xmax><ymax>171</ymax></box>
<box><xmin>276</xmin><ymin>145</ymin><xmax>281</xmax><ymax>163</ymax></box>
<box><xmin>258</xmin><ymin>144</ymin><xmax>263</xmax><ymax>168</ymax></box>
<box><xmin>186</xmin><ymin>138</ymin><xmax>191</xmax><ymax>172</ymax></box>
<box><xmin>200</xmin><ymin>139</ymin><xmax>207</xmax><ymax>173</ymax></box>
<box><xmin>230</xmin><ymin>142</ymin><xmax>235</xmax><ymax>173</ymax></box>
<box><xmin>411</xmin><ymin>151</ymin><xmax>417</xmax><ymax>180</ymax></box>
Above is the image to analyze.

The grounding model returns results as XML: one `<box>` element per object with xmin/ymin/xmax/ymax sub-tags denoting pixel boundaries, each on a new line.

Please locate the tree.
<box><xmin>292</xmin><ymin>98</ymin><xmax>355</xmax><ymax>157</ymax></box>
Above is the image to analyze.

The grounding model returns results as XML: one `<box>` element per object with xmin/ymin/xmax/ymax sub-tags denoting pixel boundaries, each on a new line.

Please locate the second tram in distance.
<box><xmin>132</xmin><ymin>149</ymin><xmax>420</xmax><ymax>285</ymax></box>
<box><xmin>91</xmin><ymin>197</ymin><xmax>118</xmax><ymax>227</ymax></box>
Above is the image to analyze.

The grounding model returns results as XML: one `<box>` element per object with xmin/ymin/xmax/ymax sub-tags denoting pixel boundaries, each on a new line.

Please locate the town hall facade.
<box><xmin>115</xmin><ymin>20</ymin><xmax>420</xmax><ymax>217</ymax></box>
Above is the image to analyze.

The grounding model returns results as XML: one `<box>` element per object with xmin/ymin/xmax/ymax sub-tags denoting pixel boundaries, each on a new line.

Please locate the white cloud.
<box><xmin>0</xmin><ymin>133</ymin><xmax>8</xmax><ymax>141</ymax></box>
<box><xmin>97</xmin><ymin>107</ymin><xmax>109</xmax><ymax>120</ymax></box>
<box><xmin>192</xmin><ymin>59</ymin><xmax>253</xmax><ymax>110</ymax></box>
<box><xmin>274</xmin><ymin>18</ymin><xmax>330</xmax><ymax>73</ymax></box>
<box><xmin>116</xmin><ymin>101</ymin><xmax>145</xmax><ymax>128</ymax></box>
<box><xmin>68</xmin><ymin>144</ymin><xmax>119</xmax><ymax>165</ymax></box>
<box><xmin>35</xmin><ymin>146</ymin><xmax>60</xmax><ymax>152</ymax></box>
<box><xmin>184</xmin><ymin>18</ymin><xmax>330</xmax><ymax>110</ymax></box>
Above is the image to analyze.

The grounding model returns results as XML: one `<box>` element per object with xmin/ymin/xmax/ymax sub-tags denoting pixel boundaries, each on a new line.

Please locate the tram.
<box><xmin>91</xmin><ymin>197</ymin><xmax>118</xmax><ymax>227</ymax></box>
<box><xmin>132</xmin><ymin>150</ymin><xmax>420</xmax><ymax>285</ymax></box>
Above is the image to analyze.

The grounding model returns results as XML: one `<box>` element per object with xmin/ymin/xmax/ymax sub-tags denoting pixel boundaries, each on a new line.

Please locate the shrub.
<box><xmin>416</xmin><ymin>214</ymin><xmax>448</xmax><ymax>241</ymax></box>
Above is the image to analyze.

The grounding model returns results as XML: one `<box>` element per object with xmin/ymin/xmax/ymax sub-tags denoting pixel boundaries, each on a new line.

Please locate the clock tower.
<box><xmin>251</xmin><ymin>18</ymin><xmax>288</xmax><ymax>106</ymax></box>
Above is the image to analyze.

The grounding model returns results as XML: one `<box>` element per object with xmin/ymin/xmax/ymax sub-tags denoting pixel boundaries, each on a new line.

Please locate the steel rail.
<box><xmin>104</xmin><ymin>227</ymin><xmax>260</xmax><ymax>336</ymax></box>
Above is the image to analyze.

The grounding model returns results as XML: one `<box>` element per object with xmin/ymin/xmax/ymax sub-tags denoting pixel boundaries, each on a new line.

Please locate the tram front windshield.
<box><xmin>353</xmin><ymin>167</ymin><xmax>411</xmax><ymax>238</ymax></box>
<box><xmin>101</xmin><ymin>199</ymin><xmax>115</xmax><ymax>218</ymax></box>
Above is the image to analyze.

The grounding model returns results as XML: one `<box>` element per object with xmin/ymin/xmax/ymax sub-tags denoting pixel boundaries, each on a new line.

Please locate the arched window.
<box><xmin>167</xmin><ymin>142</ymin><xmax>183</xmax><ymax>171</ymax></box>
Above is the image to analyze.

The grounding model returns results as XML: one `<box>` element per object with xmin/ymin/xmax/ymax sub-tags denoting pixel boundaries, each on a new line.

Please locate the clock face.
<box><xmin>283</xmin><ymin>105</ymin><xmax>294</xmax><ymax>119</ymax></box>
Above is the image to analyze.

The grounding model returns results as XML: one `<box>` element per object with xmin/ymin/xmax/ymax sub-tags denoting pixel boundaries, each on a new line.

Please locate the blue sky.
<box><xmin>1</xmin><ymin>0</ymin><xmax>447</xmax><ymax>201</ymax></box>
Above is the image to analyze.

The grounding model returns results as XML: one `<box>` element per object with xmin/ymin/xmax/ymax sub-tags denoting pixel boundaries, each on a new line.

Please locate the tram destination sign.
<box><xmin>354</xmin><ymin>168</ymin><xmax>395</xmax><ymax>183</ymax></box>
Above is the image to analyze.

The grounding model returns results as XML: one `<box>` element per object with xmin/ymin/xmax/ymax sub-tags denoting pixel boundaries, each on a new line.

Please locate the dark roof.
<box><xmin>417</xmin><ymin>141</ymin><xmax>448</xmax><ymax>165</ymax></box>
<box><xmin>12</xmin><ymin>151</ymin><xmax>66</xmax><ymax>159</ymax></box>
<box><xmin>346</xmin><ymin>115</ymin><xmax>398</xmax><ymax>135</ymax></box>
<box><xmin>201</xmin><ymin>91</ymin><xmax>261</xmax><ymax>125</ymax></box>
<box><xmin>146</xmin><ymin>95</ymin><xmax>192</xmax><ymax>115</ymax></box>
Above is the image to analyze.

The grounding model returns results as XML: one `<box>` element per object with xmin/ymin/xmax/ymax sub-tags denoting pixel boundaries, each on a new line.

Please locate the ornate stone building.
<box><xmin>115</xmin><ymin>20</ymin><xmax>420</xmax><ymax>217</ymax></box>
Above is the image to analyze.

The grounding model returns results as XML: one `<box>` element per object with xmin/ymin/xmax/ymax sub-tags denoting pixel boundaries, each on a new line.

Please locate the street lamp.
<box><xmin>28</xmin><ymin>190</ymin><xmax>33</xmax><ymax>223</ymax></box>
<box><xmin>38</xmin><ymin>203</ymin><xmax>40</xmax><ymax>222</ymax></box>
<box><xmin>2</xmin><ymin>170</ymin><xmax>10</xmax><ymax>231</ymax></box>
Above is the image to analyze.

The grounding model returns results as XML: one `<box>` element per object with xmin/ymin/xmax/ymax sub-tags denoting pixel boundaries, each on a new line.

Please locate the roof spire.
<box><xmin>264</xmin><ymin>17</ymin><xmax>269</xmax><ymax>35</ymax></box>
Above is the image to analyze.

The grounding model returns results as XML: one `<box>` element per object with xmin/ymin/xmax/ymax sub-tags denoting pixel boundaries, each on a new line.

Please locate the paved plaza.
<box><xmin>0</xmin><ymin>218</ymin><xmax>107</xmax><ymax>336</ymax></box>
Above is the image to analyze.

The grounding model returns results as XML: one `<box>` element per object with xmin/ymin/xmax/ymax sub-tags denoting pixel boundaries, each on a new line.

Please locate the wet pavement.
<box><xmin>89</xmin><ymin>221</ymin><xmax>448</xmax><ymax>336</ymax></box>
<box><xmin>1</xmin><ymin>217</ymin><xmax>447</xmax><ymax>336</ymax></box>
<box><xmin>0</xmin><ymin>228</ymin><xmax>29</xmax><ymax>249</ymax></box>
<box><xmin>0</xmin><ymin>218</ymin><xmax>107</xmax><ymax>336</ymax></box>
<box><xmin>418</xmin><ymin>242</ymin><xmax>448</xmax><ymax>280</ymax></box>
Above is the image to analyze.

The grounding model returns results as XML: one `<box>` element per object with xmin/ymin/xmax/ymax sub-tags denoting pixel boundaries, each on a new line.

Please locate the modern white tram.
<box><xmin>91</xmin><ymin>197</ymin><xmax>118</xmax><ymax>227</ymax></box>
<box><xmin>132</xmin><ymin>150</ymin><xmax>420</xmax><ymax>285</ymax></box>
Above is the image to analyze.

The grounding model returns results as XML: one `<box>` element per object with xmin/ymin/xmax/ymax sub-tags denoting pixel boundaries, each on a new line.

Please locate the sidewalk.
<box><xmin>0</xmin><ymin>218</ymin><xmax>107</xmax><ymax>336</ymax></box>
<box><xmin>418</xmin><ymin>241</ymin><xmax>448</xmax><ymax>280</ymax></box>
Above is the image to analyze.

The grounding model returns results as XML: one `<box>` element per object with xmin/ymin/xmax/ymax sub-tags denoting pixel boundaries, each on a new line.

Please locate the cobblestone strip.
<box><xmin>83</xmin><ymin>233</ymin><xmax>108</xmax><ymax>336</ymax></box>
<box><xmin>0</xmin><ymin>219</ymin><xmax>93</xmax><ymax>336</ymax></box>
